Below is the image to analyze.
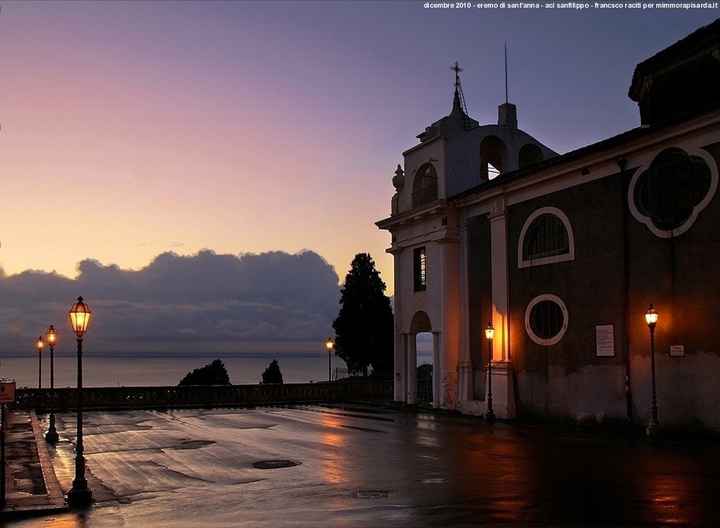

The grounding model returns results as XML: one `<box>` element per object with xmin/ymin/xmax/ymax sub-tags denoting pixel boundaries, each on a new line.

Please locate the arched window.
<box><xmin>412</xmin><ymin>163</ymin><xmax>438</xmax><ymax>208</ymax></box>
<box><xmin>518</xmin><ymin>207</ymin><xmax>575</xmax><ymax>268</ymax></box>
<box><xmin>525</xmin><ymin>294</ymin><xmax>568</xmax><ymax>346</ymax></box>
<box><xmin>479</xmin><ymin>136</ymin><xmax>506</xmax><ymax>181</ymax></box>
<box><xmin>519</xmin><ymin>143</ymin><xmax>543</xmax><ymax>169</ymax></box>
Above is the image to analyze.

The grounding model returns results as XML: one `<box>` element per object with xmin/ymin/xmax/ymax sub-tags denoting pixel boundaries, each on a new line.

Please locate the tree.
<box><xmin>261</xmin><ymin>359</ymin><xmax>283</xmax><ymax>384</ymax></box>
<box><xmin>332</xmin><ymin>253</ymin><xmax>393</xmax><ymax>377</ymax></box>
<box><xmin>178</xmin><ymin>359</ymin><xmax>230</xmax><ymax>386</ymax></box>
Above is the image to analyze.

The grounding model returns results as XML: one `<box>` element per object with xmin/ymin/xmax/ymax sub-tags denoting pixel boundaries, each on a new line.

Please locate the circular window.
<box><xmin>524</xmin><ymin>294</ymin><xmax>568</xmax><ymax>346</ymax></box>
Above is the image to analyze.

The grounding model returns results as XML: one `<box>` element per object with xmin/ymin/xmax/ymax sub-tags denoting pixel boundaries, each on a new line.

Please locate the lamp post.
<box><xmin>36</xmin><ymin>336</ymin><xmax>44</xmax><ymax>390</ymax></box>
<box><xmin>645</xmin><ymin>304</ymin><xmax>659</xmax><ymax>437</ymax></box>
<box><xmin>45</xmin><ymin>325</ymin><xmax>59</xmax><ymax>444</ymax></box>
<box><xmin>325</xmin><ymin>338</ymin><xmax>335</xmax><ymax>382</ymax></box>
<box><xmin>485</xmin><ymin>322</ymin><xmax>496</xmax><ymax>424</ymax></box>
<box><xmin>67</xmin><ymin>297</ymin><xmax>92</xmax><ymax>508</ymax></box>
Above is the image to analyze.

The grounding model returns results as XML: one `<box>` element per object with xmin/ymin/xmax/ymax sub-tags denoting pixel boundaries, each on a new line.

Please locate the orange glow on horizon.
<box><xmin>0</xmin><ymin>5</ymin><xmax>396</xmax><ymax>294</ymax></box>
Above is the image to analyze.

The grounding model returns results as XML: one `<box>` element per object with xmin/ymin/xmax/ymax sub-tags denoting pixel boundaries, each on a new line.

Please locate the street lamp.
<box><xmin>45</xmin><ymin>325</ymin><xmax>59</xmax><ymax>444</ymax></box>
<box><xmin>67</xmin><ymin>297</ymin><xmax>93</xmax><ymax>508</ymax></box>
<box><xmin>645</xmin><ymin>304</ymin><xmax>659</xmax><ymax>437</ymax></box>
<box><xmin>484</xmin><ymin>322</ymin><xmax>496</xmax><ymax>424</ymax></box>
<box><xmin>325</xmin><ymin>337</ymin><xmax>335</xmax><ymax>382</ymax></box>
<box><xmin>36</xmin><ymin>336</ymin><xmax>44</xmax><ymax>390</ymax></box>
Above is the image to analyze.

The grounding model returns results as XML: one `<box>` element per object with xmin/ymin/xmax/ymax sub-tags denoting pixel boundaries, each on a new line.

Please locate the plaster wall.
<box><xmin>504</xmin><ymin>132</ymin><xmax>720</xmax><ymax>426</ymax></box>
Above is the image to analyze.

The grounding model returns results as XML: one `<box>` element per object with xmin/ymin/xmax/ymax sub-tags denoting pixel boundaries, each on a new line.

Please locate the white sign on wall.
<box><xmin>595</xmin><ymin>324</ymin><xmax>615</xmax><ymax>357</ymax></box>
<box><xmin>670</xmin><ymin>345</ymin><xmax>685</xmax><ymax>357</ymax></box>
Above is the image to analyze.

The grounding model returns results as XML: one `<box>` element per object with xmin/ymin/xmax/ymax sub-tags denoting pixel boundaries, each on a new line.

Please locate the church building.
<box><xmin>377</xmin><ymin>19</ymin><xmax>720</xmax><ymax>430</ymax></box>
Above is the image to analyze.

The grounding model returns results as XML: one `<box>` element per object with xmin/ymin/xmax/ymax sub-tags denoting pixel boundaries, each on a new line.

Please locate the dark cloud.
<box><xmin>0</xmin><ymin>250</ymin><xmax>339</xmax><ymax>355</ymax></box>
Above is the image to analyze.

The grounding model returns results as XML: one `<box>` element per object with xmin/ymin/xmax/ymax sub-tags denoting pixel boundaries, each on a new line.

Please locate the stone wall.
<box><xmin>14</xmin><ymin>379</ymin><xmax>392</xmax><ymax>412</ymax></box>
<box><xmin>504</xmin><ymin>140</ymin><xmax>720</xmax><ymax>428</ymax></box>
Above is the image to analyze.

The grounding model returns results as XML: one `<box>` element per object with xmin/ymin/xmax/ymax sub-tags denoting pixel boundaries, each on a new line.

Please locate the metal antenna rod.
<box><xmin>504</xmin><ymin>41</ymin><xmax>509</xmax><ymax>104</ymax></box>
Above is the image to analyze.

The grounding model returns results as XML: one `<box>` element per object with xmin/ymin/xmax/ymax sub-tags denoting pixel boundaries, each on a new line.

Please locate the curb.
<box><xmin>0</xmin><ymin>411</ymin><xmax>69</xmax><ymax>520</ymax></box>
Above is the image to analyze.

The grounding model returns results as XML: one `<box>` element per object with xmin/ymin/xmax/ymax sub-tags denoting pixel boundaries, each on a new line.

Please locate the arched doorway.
<box><xmin>416</xmin><ymin>332</ymin><xmax>433</xmax><ymax>403</ymax></box>
<box><xmin>408</xmin><ymin>311</ymin><xmax>439</xmax><ymax>406</ymax></box>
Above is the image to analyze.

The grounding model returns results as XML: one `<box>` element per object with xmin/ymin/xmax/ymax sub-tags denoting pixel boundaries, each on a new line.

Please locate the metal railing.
<box><xmin>14</xmin><ymin>379</ymin><xmax>393</xmax><ymax>412</ymax></box>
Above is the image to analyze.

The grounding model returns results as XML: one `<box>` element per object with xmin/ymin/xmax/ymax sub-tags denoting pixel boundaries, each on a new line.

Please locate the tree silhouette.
<box><xmin>332</xmin><ymin>253</ymin><xmax>393</xmax><ymax>377</ymax></box>
<box><xmin>178</xmin><ymin>359</ymin><xmax>230</xmax><ymax>385</ymax></box>
<box><xmin>261</xmin><ymin>359</ymin><xmax>283</xmax><ymax>384</ymax></box>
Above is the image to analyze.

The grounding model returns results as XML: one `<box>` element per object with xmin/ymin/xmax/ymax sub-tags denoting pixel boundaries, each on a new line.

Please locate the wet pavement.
<box><xmin>10</xmin><ymin>404</ymin><xmax>720</xmax><ymax>527</ymax></box>
<box><xmin>1</xmin><ymin>411</ymin><xmax>66</xmax><ymax>519</ymax></box>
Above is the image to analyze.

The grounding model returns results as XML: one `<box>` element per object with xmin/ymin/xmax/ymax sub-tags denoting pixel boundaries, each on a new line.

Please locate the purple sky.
<box><xmin>0</xmin><ymin>1</ymin><xmax>717</xmax><ymax>295</ymax></box>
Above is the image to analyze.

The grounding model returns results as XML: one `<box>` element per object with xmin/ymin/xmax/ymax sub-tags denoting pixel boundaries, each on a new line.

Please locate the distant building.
<box><xmin>377</xmin><ymin>19</ymin><xmax>720</xmax><ymax>429</ymax></box>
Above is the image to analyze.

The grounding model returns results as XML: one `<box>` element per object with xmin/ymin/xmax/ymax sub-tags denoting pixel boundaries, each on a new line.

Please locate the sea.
<box><xmin>1</xmin><ymin>338</ymin><xmax>433</xmax><ymax>388</ymax></box>
<box><xmin>0</xmin><ymin>354</ymin><xmax>349</xmax><ymax>388</ymax></box>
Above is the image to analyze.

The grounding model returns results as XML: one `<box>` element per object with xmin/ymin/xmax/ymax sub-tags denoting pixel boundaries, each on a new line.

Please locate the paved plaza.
<box><xmin>9</xmin><ymin>404</ymin><xmax>720</xmax><ymax>527</ymax></box>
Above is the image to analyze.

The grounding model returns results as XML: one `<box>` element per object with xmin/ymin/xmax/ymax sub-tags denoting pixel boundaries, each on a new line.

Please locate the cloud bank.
<box><xmin>0</xmin><ymin>250</ymin><xmax>340</xmax><ymax>355</ymax></box>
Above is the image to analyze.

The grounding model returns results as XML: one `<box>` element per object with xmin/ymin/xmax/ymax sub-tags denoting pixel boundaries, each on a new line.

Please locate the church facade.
<box><xmin>377</xmin><ymin>19</ymin><xmax>720</xmax><ymax>430</ymax></box>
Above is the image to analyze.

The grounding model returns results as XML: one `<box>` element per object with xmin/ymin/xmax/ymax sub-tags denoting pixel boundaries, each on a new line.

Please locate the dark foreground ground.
<box><xmin>11</xmin><ymin>404</ymin><xmax>720</xmax><ymax>527</ymax></box>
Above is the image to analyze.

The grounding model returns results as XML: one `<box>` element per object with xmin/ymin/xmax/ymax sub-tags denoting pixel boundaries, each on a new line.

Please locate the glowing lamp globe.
<box><xmin>485</xmin><ymin>322</ymin><xmax>495</xmax><ymax>341</ymax></box>
<box><xmin>69</xmin><ymin>296</ymin><xmax>92</xmax><ymax>338</ymax></box>
<box><xmin>47</xmin><ymin>325</ymin><xmax>56</xmax><ymax>346</ymax></box>
<box><xmin>645</xmin><ymin>304</ymin><xmax>658</xmax><ymax>328</ymax></box>
<box><xmin>325</xmin><ymin>338</ymin><xmax>334</xmax><ymax>351</ymax></box>
<box><xmin>36</xmin><ymin>336</ymin><xmax>44</xmax><ymax>351</ymax></box>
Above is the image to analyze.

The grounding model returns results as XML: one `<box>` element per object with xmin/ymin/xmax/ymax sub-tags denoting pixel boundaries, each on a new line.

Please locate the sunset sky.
<box><xmin>0</xmin><ymin>2</ymin><xmax>716</xmax><ymax>294</ymax></box>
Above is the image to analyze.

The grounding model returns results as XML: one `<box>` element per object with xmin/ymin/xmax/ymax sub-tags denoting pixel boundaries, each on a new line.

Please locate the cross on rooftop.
<box><xmin>451</xmin><ymin>61</ymin><xmax>463</xmax><ymax>88</ymax></box>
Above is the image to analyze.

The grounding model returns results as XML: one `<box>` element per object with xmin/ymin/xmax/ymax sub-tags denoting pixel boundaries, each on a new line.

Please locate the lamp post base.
<box><xmin>45</xmin><ymin>413</ymin><xmax>59</xmax><ymax>444</ymax></box>
<box><xmin>44</xmin><ymin>429</ymin><xmax>59</xmax><ymax>444</ymax></box>
<box><xmin>486</xmin><ymin>408</ymin><xmax>496</xmax><ymax>424</ymax></box>
<box><xmin>67</xmin><ymin>483</ymin><xmax>93</xmax><ymax>509</ymax></box>
<box><xmin>646</xmin><ymin>418</ymin><xmax>659</xmax><ymax>438</ymax></box>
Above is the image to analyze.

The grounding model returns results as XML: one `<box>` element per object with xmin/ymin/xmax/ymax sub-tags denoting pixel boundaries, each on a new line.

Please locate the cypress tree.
<box><xmin>262</xmin><ymin>359</ymin><xmax>284</xmax><ymax>384</ymax></box>
<box><xmin>332</xmin><ymin>253</ymin><xmax>393</xmax><ymax>377</ymax></box>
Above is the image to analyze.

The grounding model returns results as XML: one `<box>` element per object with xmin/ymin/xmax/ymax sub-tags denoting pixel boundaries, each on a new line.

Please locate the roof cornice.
<box><xmin>453</xmin><ymin>109</ymin><xmax>720</xmax><ymax>209</ymax></box>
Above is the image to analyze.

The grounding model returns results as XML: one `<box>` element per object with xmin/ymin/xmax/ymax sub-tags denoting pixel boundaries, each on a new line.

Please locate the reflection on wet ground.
<box><xmin>13</xmin><ymin>405</ymin><xmax>720</xmax><ymax>527</ymax></box>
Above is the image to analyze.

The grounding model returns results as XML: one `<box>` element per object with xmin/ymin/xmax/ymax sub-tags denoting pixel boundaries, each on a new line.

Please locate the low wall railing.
<box><xmin>14</xmin><ymin>378</ymin><xmax>393</xmax><ymax>412</ymax></box>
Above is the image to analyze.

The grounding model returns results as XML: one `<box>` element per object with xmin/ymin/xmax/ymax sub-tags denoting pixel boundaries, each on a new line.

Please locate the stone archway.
<box><xmin>406</xmin><ymin>311</ymin><xmax>440</xmax><ymax>406</ymax></box>
<box><xmin>410</xmin><ymin>311</ymin><xmax>432</xmax><ymax>334</ymax></box>
<box><xmin>519</xmin><ymin>143</ymin><xmax>543</xmax><ymax>169</ymax></box>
